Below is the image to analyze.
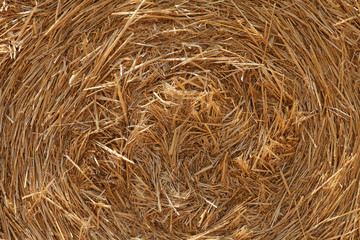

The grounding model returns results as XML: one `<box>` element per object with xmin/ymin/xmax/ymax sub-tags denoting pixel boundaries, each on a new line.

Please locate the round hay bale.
<box><xmin>1</xmin><ymin>0</ymin><xmax>360</xmax><ymax>239</ymax></box>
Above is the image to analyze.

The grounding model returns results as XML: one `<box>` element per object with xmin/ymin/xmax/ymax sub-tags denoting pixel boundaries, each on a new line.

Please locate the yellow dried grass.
<box><xmin>1</xmin><ymin>0</ymin><xmax>360</xmax><ymax>239</ymax></box>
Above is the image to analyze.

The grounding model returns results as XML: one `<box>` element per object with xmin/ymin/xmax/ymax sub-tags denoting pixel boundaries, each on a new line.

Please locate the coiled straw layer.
<box><xmin>1</xmin><ymin>0</ymin><xmax>360</xmax><ymax>239</ymax></box>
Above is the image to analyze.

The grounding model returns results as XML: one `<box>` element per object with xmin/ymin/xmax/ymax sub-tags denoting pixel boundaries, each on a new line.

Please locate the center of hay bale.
<box><xmin>62</xmin><ymin>12</ymin><xmax>301</xmax><ymax>235</ymax></box>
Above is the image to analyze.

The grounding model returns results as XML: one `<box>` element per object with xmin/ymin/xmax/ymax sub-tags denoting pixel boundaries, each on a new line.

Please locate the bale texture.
<box><xmin>1</xmin><ymin>0</ymin><xmax>360</xmax><ymax>239</ymax></box>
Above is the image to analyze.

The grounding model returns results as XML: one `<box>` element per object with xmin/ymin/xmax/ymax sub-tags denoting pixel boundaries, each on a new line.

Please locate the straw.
<box><xmin>1</xmin><ymin>0</ymin><xmax>360</xmax><ymax>239</ymax></box>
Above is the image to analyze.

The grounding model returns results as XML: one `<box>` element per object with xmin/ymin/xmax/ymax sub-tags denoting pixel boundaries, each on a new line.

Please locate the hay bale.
<box><xmin>1</xmin><ymin>0</ymin><xmax>360</xmax><ymax>239</ymax></box>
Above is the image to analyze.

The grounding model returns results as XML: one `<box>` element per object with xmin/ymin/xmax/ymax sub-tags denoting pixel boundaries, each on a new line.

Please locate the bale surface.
<box><xmin>1</xmin><ymin>0</ymin><xmax>360</xmax><ymax>239</ymax></box>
